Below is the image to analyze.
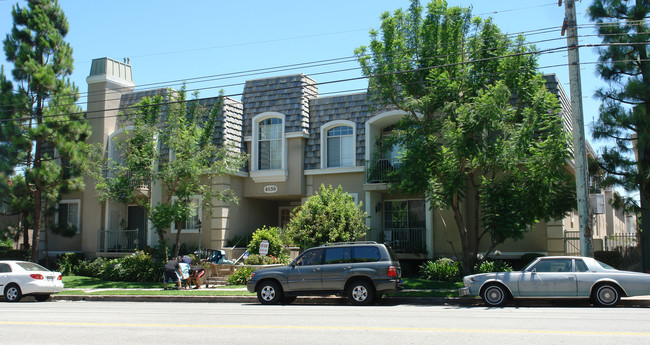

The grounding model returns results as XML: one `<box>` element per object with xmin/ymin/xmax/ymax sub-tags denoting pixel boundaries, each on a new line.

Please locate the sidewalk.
<box><xmin>51</xmin><ymin>289</ymin><xmax>650</xmax><ymax>307</ymax></box>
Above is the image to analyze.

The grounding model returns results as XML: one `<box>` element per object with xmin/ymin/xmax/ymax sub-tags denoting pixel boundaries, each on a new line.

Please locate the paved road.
<box><xmin>2</xmin><ymin>301</ymin><xmax>650</xmax><ymax>344</ymax></box>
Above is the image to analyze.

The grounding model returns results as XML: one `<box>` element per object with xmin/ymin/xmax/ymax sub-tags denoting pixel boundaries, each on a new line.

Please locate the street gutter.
<box><xmin>50</xmin><ymin>294</ymin><xmax>650</xmax><ymax>307</ymax></box>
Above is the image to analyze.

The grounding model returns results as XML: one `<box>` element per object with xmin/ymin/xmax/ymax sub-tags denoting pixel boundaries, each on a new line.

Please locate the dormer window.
<box><xmin>250</xmin><ymin>112</ymin><xmax>287</xmax><ymax>182</ymax></box>
<box><xmin>326</xmin><ymin>126</ymin><xmax>354</xmax><ymax>167</ymax></box>
<box><xmin>321</xmin><ymin>120</ymin><xmax>356</xmax><ymax>169</ymax></box>
<box><xmin>258</xmin><ymin>117</ymin><xmax>282</xmax><ymax>170</ymax></box>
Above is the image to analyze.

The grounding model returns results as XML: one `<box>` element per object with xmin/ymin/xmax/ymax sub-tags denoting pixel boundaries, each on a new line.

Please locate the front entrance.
<box><xmin>279</xmin><ymin>206</ymin><xmax>297</xmax><ymax>229</ymax></box>
<box><xmin>127</xmin><ymin>205</ymin><xmax>147</xmax><ymax>249</ymax></box>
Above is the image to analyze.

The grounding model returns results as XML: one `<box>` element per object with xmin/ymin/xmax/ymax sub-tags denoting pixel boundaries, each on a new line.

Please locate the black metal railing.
<box><xmin>366</xmin><ymin>227</ymin><xmax>426</xmax><ymax>254</ymax></box>
<box><xmin>102</xmin><ymin>169</ymin><xmax>149</xmax><ymax>189</ymax></box>
<box><xmin>97</xmin><ymin>229</ymin><xmax>140</xmax><ymax>253</ymax></box>
<box><xmin>604</xmin><ymin>233</ymin><xmax>639</xmax><ymax>251</ymax></box>
<box><xmin>364</xmin><ymin>158</ymin><xmax>400</xmax><ymax>183</ymax></box>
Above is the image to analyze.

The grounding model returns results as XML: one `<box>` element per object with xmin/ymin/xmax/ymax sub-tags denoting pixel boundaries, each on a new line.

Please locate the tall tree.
<box><xmin>356</xmin><ymin>0</ymin><xmax>575</xmax><ymax>274</ymax></box>
<box><xmin>89</xmin><ymin>89</ymin><xmax>247</xmax><ymax>259</ymax></box>
<box><xmin>587</xmin><ymin>0</ymin><xmax>650</xmax><ymax>270</ymax></box>
<box><xmin>0</xmin><ymin>0</ymin><xmax>89</xmax><ymax>261</ymax></box>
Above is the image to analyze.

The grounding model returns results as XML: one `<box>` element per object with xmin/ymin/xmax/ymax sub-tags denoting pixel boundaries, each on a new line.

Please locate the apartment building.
<box><xmin>40</xmin><ymin>57</ymin><xmax>605</xmax><ymax>260</ymax></box>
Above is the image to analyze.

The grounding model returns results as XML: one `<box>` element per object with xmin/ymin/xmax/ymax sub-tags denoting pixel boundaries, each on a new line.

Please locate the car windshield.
<box><xmin>595</xmin><ymin>260</ymin><xmax>617</xmax><ymax>271</ymax></box>
<box><xmin>16</xmin><ymin>262</ymin><xmax>49</xmax><ymax>272</ymax></box>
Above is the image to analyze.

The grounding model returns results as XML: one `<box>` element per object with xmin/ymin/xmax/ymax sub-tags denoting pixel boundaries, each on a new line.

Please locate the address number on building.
<box><xmin>264</xmin><ymin>185</ymin><xmax>278</xmax><ymax>193</ymax></box>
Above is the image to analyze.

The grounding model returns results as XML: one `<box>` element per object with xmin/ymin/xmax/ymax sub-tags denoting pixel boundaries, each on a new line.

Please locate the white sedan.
<box><xmin>0</xmin><ymin>260</ymin><xmax>64</xmax><ymax>302</ymax></box>
<box><xmin>460</xmin><ymin>256</ymin><xmax>650</xmax><ymax>307</ymax></box>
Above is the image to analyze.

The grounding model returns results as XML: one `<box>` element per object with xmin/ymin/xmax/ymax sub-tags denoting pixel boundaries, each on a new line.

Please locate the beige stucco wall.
<box><xmin>45</xmin><ymin>190</ymin><xmax>84</xmax><ymax>254</ymax></box>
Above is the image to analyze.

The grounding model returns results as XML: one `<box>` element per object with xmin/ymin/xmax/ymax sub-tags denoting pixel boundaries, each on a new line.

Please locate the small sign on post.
<box><xmin>259</xmin><ymin>240</ymin><xmax>269</xmax><ymax>256</ymax></box>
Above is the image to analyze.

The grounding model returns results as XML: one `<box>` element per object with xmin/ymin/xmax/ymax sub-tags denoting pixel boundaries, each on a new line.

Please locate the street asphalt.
<box><xmin>47</xmin><ymin>289</ymin><xmax>650</xmax><ymax>307</ymax></box>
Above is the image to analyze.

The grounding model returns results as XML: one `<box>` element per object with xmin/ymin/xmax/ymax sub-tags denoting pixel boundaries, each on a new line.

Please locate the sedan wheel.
<box><xmin>257</xmin><ymin>281</ymin><xmax>283</xmax><ymax>305</ymax></box>
<box><xmin>593</xmin><ymin>284</ymin><xmax>620</xmax><ymax>307</ymax></box>
<box><xmin>348</xmin><ymin>280</ymin><xmax>375</xmax><ymax>306</ymax></box>
<box><xmin>4</xmin><ymin>284</ymin><xmax>22</xmax><ymax>302</ymax></box>
<box><xmin>481</xmin><ymin>284</ymin><xmax>508</xmax><ymax>307</ymax></box>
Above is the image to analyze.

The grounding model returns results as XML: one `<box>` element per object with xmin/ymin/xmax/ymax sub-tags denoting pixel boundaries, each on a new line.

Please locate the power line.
<box><xmin>1</xmin><ymin>25</ymin><xmax>571</xmax><ymax>113</ymax></box>
<box><xmin>8</xmin><ymin>43</ymin><xmax>642</xmax><ymax>126</ymax></box>
<box><xmin>3</xmin><ymin>55</ymin><xmax>647</xmax><ymax>127</ymax></box>
<box><xmin>1</xmin><ymin>17</ymin><xmax>646</xmax><ymax>115</ymax></box>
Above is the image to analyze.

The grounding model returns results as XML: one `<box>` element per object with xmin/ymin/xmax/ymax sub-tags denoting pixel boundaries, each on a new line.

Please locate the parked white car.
<box><xmin>460</xmin><ymin>256</ymin><xmax>650</xmax><ymax>307</ymax></box>
<box><xmin>0</xmin><ymin>261</ymin><xmax>64</xmax><ymax>302</ymax></box>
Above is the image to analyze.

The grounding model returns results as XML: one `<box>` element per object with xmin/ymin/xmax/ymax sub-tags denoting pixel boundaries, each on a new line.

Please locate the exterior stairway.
<box><xmin>204</xmin><ymin>264</ymin><xmax>236</xmax><ymax>287</ymax></box>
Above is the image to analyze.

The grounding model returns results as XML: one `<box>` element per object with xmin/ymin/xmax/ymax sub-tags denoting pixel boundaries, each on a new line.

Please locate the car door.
<box><xmin>518</xmin><ymin>258</ymin><xmax>577</xmax><ymax>297</ymax></box>
<box><xmin>0</xmin><ymin>263</ymin><xmax>11</xmax><ymax>292</ymax></box>
<box><xmin>286</xmin><ymin>249</ymin><xmax>324</xmax><ymax>291</ymax></box>
<box><xmin>320</xmin><ymin>247</ymin><xmax>352</xmax><ymax>290</ymax></box>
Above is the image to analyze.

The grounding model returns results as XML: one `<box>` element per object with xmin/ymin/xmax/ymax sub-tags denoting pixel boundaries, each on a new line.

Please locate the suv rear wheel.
<box><xmin>347</xmin><ymin>280</ymin><xmax>375</xmax><ymax>306</ymax></box>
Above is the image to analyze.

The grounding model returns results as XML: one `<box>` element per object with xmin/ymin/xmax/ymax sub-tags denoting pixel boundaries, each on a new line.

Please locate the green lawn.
<box><xmin>402</xmin><ymin>278</ymin><xmax>463</xmax><ymax>290</ymax></box>
<box><xmin>60</xmin><ymin>275</ymin><xmax>462</xmax><ymax>298</ymax></box>
<box><xmin>61</xmin><ymin>289</ymin><xmax>254</xmax><ymax>296</ymax></box>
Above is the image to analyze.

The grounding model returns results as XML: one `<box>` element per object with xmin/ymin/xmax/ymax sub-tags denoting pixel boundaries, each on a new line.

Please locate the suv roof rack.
<box><xmin>319</xmin><ymin>241</ymin><xmax>378</xmax><ymax>247</ymax></box>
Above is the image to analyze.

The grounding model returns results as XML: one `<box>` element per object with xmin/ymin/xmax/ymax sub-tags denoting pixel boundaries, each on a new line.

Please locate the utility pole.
<box><xmin>562</xmin><ymin>0</ymin><xmax>593</xmax><ymax>257</ymax></box>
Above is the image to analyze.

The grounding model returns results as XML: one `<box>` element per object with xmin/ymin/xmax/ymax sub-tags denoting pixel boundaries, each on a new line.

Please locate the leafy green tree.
<box><xmin>587</xmin><ymin>0</ymin><xmax>650</xmax><ymax>270</ymax></box>
<box><xmin>286</xmin><ymin>185</ymin><xmax>368</xmax><ymax>249</ymax></box>
<box><xmin>355</xmin><ymin>0</ymin><xmax>575</xmax><ymax>274</ymax></box>
<box><xmin>0</xmin><ymin>0</ymin><xmax>90</xmax><ymax>261</ymax></box>
<box><xmin>89</xmin><ymin>88</ymin><xmax>247</xmax><ymax>259</ymax></box>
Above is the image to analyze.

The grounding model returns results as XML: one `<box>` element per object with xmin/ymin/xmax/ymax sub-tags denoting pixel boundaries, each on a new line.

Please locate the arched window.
<box><xmin>321</xmin><ymin>120</ymin><xmax>356</xmax><ymax>169</ymax></box>
<box><xmin>257</xmin><ymin>117</ymin><xmax>283</xmax><ymax>170</ymax></box>
<box><xmin>326</xmin><ymin>125</ymin><xmax>354</xmax><ymax>167</ymax></box>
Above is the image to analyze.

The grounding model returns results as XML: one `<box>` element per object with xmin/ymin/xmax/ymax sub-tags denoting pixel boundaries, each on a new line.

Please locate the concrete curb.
<box><xmin>51</xmin><ymin>294</ymin><xmax>650</xmax><ymax>307</ymax></box>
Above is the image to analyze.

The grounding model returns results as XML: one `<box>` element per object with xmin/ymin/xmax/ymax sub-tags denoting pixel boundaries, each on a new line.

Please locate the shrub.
<box><xmin>286</xmin><ymin>184</ymin><xmax>368</xmax><ymax>249</ymax></box>
<box><xmin>72</xmin><ymin>252</ymin><xmax>164</xmax><ymax>282</ymax></box>
<box><xmin>475</xmin><ymin>260</ymin><xmax>513</xmax><ymax>274</ymax></box>
<box><xmin>227</xmin><ymin>266</ymin><xmax>255</xmax><ymax>285</ymax></box>
<box><xmin>420</xmin><ymin>258</ymin><xmax>461</xmax><ymax>282</ymax></box>
<box><xmin>99</xmin><ymin>258</ymin><xmax>122</xmax><ymax>281</ymax></box>
<box><xmin>56</xmin><ymin>252</ymin><xmax>84</xmax><ymax>276</ymax></box>
<box><xmin>74</xmin><ymin>257</ymin><xmax>107</xmax><ymax>278</ymax></box>
<box><xmin>245</xmin><ymin>254</ymin><xmax>279</xmax><ymax>265</ymax></box>
<box><xmin>247</xmin><ymin>226</ymin><xmax>288</xmax><ymax>262</ymax></box>
<box><xmin>0</xmin><ymin>249</ymin><xmax>29</xmax><ymax>260</ymax></box>
<box><xmin>594</xmin><ymin>251</ymin><xmax>623</xmax><ymax>269</ymax></box>
<box><xmin>118</xmin><ymin>251</ymin><xmax>165</xmax><ymax>282</ymax></box>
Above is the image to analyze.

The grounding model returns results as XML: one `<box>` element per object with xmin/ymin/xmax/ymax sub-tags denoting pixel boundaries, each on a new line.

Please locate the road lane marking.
<box><xmin>1</xmin><ymin>321</ymin><xmax>649</xmax><ymax>337</ymax></box>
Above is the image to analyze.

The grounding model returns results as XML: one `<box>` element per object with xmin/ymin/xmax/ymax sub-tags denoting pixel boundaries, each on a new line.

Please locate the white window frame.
<box><xmin>321</xmin><ymin>120</ymin><xmax>356</xmax><ymax>169</ymax></box>
<box><xmin>347</xmin><ymin>192</ymin><xmax>359</xmax><ymax>205</ymax></box>
<box><xmin>55</xmin><ymin>199</ymin><xmax>82</xmax><ymax>234</ymax></box>
<box><xmin>170</xmin><ymin>195</ymin><xmax>202</xmax><ymax>234</ymax></box>
<box><xmin>250</xmin><ymin>112</ymin><xmax>287</xmax><ymax>183</ymax></box>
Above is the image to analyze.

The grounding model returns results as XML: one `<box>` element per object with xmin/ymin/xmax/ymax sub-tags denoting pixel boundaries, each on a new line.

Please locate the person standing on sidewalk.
<box><xmin>163</xmin><ymin>257</ymin><xmax>183</xmax><ymax>290</ymax></box>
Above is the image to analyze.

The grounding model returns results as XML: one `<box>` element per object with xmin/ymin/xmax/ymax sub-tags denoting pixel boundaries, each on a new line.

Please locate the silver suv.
<box><xmin>246</xmin><ymin>241</ymin><xmax>403</xmax><ymax>305</ymax></box>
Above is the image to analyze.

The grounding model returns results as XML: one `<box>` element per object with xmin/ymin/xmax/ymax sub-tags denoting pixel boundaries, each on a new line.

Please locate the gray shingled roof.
<box><xmin>241</xmin><ymin>74</ymin><xmax>318</xmax><ymax>138</ymax></box>
<box><xmin>306</xmin><ymin>93</ymin><xmax>371</xmax><ymax>170</ymax></box>
<box><xmin>117</xmin><ymin>90</ymin><xmax>244</xmax><ymax>157</ymax></box>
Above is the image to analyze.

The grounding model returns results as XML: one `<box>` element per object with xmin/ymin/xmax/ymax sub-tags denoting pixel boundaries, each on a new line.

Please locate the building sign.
<box><xmin>264</xmin><ymin>185</ymin><xmax>278</xmax><ymax>194</ymax></box>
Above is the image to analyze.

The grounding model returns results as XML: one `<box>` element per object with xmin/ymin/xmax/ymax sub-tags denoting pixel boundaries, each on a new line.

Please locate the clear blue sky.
<box><xmin>0</xmin><ymin>0</ymin><xmax>604</xmax><ymax>144</ymax></box>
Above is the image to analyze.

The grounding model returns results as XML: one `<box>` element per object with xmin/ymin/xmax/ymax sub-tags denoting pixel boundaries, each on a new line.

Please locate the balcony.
<box><xmin>364</xmin><ymin>158</ymin><xmax>401</xmax><ymax>183</ymax></box>
<box><xmin>103</xmin><ymin>169</ymin><xmax>150</xmax><ymax>197</ymax></box>
<box><xmin>97</xmin><ymin>229</ymin><xmax>140</xmax><ymax>253</ymax></box>
<box><xmin>366</xmin><ymin>227</ymin><xmax>426</xmax><ymax>254</ymax></box>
